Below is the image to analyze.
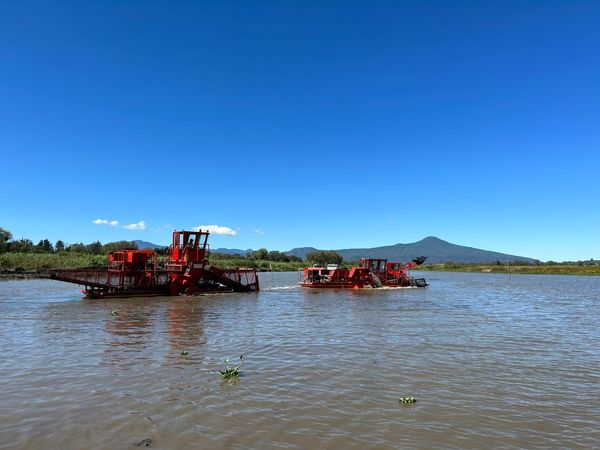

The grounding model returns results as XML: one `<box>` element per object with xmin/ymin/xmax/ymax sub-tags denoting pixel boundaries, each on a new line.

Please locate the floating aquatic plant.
<box><xmin>399</xmin><ymin>397</ymin><xmax>416</xmax><ymax>404</ymax></box>
<box><xmin>215</xmin><ymin>355</ymin><xmax>244</xmax><ymax>379</ymax></box>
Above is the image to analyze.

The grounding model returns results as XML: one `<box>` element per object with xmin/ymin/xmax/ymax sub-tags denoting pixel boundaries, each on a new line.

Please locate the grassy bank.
<box><xmin>418</xmin><ymin>263</ymin><xmax>600</xmax><ymax>276</ymax></box>
<box><xmin>208</xmin><ymin>256</ymin><xmax>305</xmax><ymax>272</ymax></box>
<box><xmin>5</xmin><ymin>253</ymin><xmax>599</xmax><ymax>276</ymax></box>
<box><xmin>0</xmin><ymin>252</ymin><xmax>306</xmax><ymax>274</ymax></box>
<box><xmin>0</xmin><ymin>252</ymin><xmax>106</xmax><ymax>272</ymax></box>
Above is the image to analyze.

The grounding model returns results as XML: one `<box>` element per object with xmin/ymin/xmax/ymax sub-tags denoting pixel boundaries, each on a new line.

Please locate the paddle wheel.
<box><xmin>49</xmin><ymin>230</ymin><xmax>259</xmax><ymax>298</ymax></box>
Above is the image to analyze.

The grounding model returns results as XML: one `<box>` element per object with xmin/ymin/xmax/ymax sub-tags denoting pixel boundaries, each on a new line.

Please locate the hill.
<box><xmin>133</xmin><ymin>240</ymin><xmax>166</xmax><ymax>250</ymax></box>
<box><xmin>133</xmin><ymin>240</ymin><xmax>252</xmax><ymax>256</ymax></box>
<box><xmin>134</xmin><ymin>237</ymin><xmax>536</xmax><ymax>264</ymax></box>
<box><xmin>282</xmin><ymin>247</ymin><xmax>319</xmax><ymax>260</ymax></box>
<box><xmin>287</xmin><ymin>237</ymin><xmax>535</xmax><ymax>264</ymax></box>
<box><xmin>211</xmin><ymin>248</ymin><xmax>252</xmax><ymax>256</ymax></box>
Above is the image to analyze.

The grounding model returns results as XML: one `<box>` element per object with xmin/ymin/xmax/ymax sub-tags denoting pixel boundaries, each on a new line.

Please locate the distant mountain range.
<box><xmin>285</xmin><ymin>237</ymin><xmax>536</xmax><ymax>263</ymax></box>
<box><xmin>134</xmin><ymin>240</ymin><xmax>251</xmax><ymax>256</ymax></box>
<box><xmin>134</xmin><ymin>237</ymin><xmax>536</xmax><ymax>263</ymax></box>
<box><xmin>211</xmin><ymin>248</ymin><xmax>252</xmax><ymax>256</ymax></box>
<box><xmin>133</xmin><ymin>240</ymin><xmax>165</xmax><ymax>250</ymax></box>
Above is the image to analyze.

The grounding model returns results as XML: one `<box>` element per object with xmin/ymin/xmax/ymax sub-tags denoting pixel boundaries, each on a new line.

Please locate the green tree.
<box><xmin>35</xmin><ymin>239</ymin><xmax>54</xmax><ymax>253</ymax></box>
<box><xmin>8</xmin><ymin>239</ymin><xmax>34</xmax><ymax>253</ymax></box>
<box><xmin>0</xmin><ymin>227</ymin><xmax>12</xmax><ymax>252</ymax></box>
<box><xmin>86</xmin><ymin>241</ymin><xmax>103</xmax><ymax>255</ymax></box>
<box><xmin>305</xmin><ymin>250</ymin><xmax>343</xmax><ymax>266</ymax></box>
<box><xmin>67</xmin><ymin>242</ymin><xmax>86</xmax><ymax>253</ymax></box>
<box><xmin>153</xmin><ymin>245</ymin><xmax>168</xmax><ymax>255</ymax></box>
<box><xmin>55</xmin><ymin>240</ymin><xmax>65</xmax><ymax>252</ymax></box>
<box><xmin>267</xmin><ymin>250</ymin><xmax>291</xmax><ymax>262</ymax></box>
<box><xmin>252</xmin><ymin>248</ymin><xmax>268</xmax><ymax>260</ymax></box>
<box><xmin>102</xmin><ymin>240</ymin><xmax>137</xmax><ymax>253</ymax></box>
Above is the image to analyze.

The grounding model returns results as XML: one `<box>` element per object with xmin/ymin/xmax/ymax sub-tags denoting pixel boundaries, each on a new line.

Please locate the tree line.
<box><xmin>209</xmin><ymin>248</ymin><xmax>344</xmax><ymax>265</ymax></box>
<box><xmin>1</xmin><ymin>226</ymin><xmax>348</xmax><ymax>264</ymax></box>
<box><xmin>209</xmin><ymin>248</ymin><xmax>303</xmax><ymax>263</ymax></box>
<box><xmin>0</xmin><ymin>227</ymin><xmax>136</xmax><ymax>255</ymax></box>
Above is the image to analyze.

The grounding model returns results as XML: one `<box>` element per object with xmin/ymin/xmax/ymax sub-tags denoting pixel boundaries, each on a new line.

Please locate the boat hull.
<box><xmin>299</xmin><ymin>278</ymin><xmax>428</xmax><ymax>289</ymax></box>
<box><xmin>82</xmin><ymin>286</ymin><xmax>235</xmax><ymax>298</ymax></box>
<box><xmin>299</xmin><ymin>282</ymin><xmax>367</xmax><ymax>289</ymax></box>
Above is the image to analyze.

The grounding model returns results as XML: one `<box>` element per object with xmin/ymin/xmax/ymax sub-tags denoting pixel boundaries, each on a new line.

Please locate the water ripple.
<box><xmin>1</xmin><ymin>272</ymin><xmax>599</xmax><ymax>448</ymax></box>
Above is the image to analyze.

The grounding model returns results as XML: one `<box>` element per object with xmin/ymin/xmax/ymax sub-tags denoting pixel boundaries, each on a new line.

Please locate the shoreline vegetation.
<box><xmin>2</xmin><ymin>252</ymin><xmax>600</xmax><ymax>279</ymax></box>
<box><xmin>417</xmin><ymin>262</ymin><xmax>600</xmax><ymax>276</ymax></box>
<box><xmin>0</xmin><ymin>253</ymin><xmax>307</xmax><ymax>279</ymax></box>
<box><xmin>1</xmin><ymin>228</ymin><xmax>599</xmax><ymax>279</ymax></box>
<box><xmin>0</xmin><ymin>227</ymin><xmax>336</xmax><ymax>279</ymax></box>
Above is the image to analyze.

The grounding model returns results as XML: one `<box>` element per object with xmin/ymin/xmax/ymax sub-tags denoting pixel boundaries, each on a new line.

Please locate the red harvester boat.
<box><xmin>299</xmin><ymin>257</ymin><xmax>427</xmax><ymax>289</ymax></box>
<box><xmin>49</xmin><ymin>229</ymin><xmax>259</xmax><ymax>298</ymax></box>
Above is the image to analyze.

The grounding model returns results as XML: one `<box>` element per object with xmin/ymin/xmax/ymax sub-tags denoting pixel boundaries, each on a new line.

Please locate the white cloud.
<box><xmin>254</xmin><ymin>229</ymin><xmax>265</xmax><ymax>235</ymax></box>
<box><xmin>123</xmin><ymin>220</ymin><xmax>146</xmax><ymax>231</ymax></box>
<box><xmin>193</xmin><ymin>225</ymin><xmax>236</xmax><ymax>236</ymax></box>
<box><xmin>93</xmin><ymin>219</ymin><xmax>119</xmax><ymax>226</ymax></box>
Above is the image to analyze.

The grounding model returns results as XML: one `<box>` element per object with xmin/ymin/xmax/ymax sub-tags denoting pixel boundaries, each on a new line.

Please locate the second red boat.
<box><xmin>299</xmin><ymin>257</ymin><xmax>428</xmax><ymax>289</ymax></box>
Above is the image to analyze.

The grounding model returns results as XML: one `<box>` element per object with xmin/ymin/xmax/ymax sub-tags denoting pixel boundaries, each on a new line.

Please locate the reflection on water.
<box><xmin>0</xmin><ymin>272</ymin><xmax>599</xmax><ymax>449</ymax></box>
<box><xmin>167</xmin><ymin>299</ymin><xmax>205</xmax><ymax>351</ymax></box>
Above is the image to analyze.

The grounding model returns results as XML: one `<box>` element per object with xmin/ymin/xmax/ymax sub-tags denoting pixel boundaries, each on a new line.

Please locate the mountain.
<box><xmin>286</xmin><ymin>237</ymin><xmax>536</xmax><ymax>264</ymax></box>
<box><xmin>134</xmin><ymin>236</ymin><xmax>536</xmax><ymax>263</ymax></box>
<box><xmin>133</xmin><ymin>240</ymin><xmax>251</xmax><ymax>256</ymax></box>
<box><xmin>133</xmin><ymin>240</ymin><xmax>166</xmax><ymax>250</ymax></box>
<box><xmin>283</xmin><ymin>247</ymin><xmax>319</xmax><ymax>260</ymax></box>
<box><xmin>211</xmin><ymin>248</ymin><xmax>252</xmax><ymax>256</ymax></box>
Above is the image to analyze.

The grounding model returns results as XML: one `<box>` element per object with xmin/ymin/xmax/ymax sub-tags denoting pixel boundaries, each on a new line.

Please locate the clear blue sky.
<box><xmin>1</xmin><ymin>1</ymin><xmax>599</xmax><ymax>261</ymax></box>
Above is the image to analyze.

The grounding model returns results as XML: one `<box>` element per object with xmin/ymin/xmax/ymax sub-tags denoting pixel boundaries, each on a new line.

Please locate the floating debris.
<box><xmin>181</xmin><ymin>351</ymin><xmax>189</xmax><ymax>356</ymax></box>
<box><xmin>134</xmin><ymin>438</ymin><xmax>152</xmax><ymax>447</ymax></box>
<box><xmin>399</xmin><ymin>397</ymin><xmax>417</xmax><ymax>404</ymax></box>
<box><xmin>217</xmin><ymin>355</ymin><xmax>244</xmax><ymax>379</ymax></box>
<box><xmin>110</xmin><ymin>310</ymin><xmax>119</xmax><ymax>316</ymax></box>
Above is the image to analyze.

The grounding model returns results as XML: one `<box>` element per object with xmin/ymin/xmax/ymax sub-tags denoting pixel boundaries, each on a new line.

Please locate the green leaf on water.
<box><xmin>216</xmin><ymin>355</ymin><xmax>244</xmax><ymax>379</ymax></box>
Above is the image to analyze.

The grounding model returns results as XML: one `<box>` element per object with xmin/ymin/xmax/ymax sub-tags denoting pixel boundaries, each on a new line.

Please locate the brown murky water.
<box><xmin>1</xmin><ymin>272</ymin><xmax>599</xmax><ymax>449</ymax></box>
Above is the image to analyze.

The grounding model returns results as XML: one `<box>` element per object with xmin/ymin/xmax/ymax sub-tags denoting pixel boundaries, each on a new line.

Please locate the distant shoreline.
<box><xmin>0</xmin><ymin>270</ymin><xmax>48</xmax><ymax>280</ymax></box>
<box><xmin>0</xmin><ymin>266</ymin><xmax>299</xmax><ymax>281</ymax></box>
<box><xmin>3</xmin><ymin>265</ymin><xmax>600</xmax><ymax>281</ymax></box>
<box><xmin>0</xmin><ymin>252</ymin><xmax>306</xmax><ymax>279</ymax></box>
<box><xmin>417</xmin><ymin>264</ymin><xmax>600</xmax><ymax>276</ymax></box>
<box><xmin>3</xmin><ymin>252</ymin><xmax>600</xmax><ymax>280</ymax></box>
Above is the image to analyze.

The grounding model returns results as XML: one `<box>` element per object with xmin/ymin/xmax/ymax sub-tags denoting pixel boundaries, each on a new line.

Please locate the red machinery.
<box><xmin>50</xmin><ymin>230</ymin><xmax>259</xmax><ymax>298</ymax></box>
<box><xmin>299</xmin><ymin>257</ymin><xmax>427</xmax><ymax>289</ymax></box>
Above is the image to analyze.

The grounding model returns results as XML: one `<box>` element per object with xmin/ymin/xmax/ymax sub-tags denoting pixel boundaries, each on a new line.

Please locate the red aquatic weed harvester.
<box><xmin>300</xmin><ymin>256</ymin><xmax>427</xmax><ymax>289</ymax></box>
<box><xmin>49</xmin><ymin>230</ymin><xmax>259</xmax><ymax>298</ymax></box>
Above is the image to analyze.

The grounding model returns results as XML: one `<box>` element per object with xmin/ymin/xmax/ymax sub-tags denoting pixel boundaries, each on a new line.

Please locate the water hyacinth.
<box><xmin>217</xmin><ymin>355</ymin><xmax>244</xmax><ymax>379</ymax></box>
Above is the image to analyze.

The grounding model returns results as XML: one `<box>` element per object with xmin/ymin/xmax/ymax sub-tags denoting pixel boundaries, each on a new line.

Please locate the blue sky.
<box><xmin>1</xmin><ymin>0</ymin><xmax>599</xmax><ymax>261</ymax></box>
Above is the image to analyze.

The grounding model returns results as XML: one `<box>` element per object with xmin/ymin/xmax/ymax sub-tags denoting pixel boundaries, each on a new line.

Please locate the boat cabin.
<box><xmin>360</xmin><ymin>258</ymin><xmax>388</xmax><ymax>276</ymax></box>
<box><xmin>304</xmin><ymin>267</ymin><xmax>331</xmax><ymax>282</ymax></box>
<box><xmin>108</xmin><ymin>249</ymin><xmax>156</xmax><ymax>271</ymax></box>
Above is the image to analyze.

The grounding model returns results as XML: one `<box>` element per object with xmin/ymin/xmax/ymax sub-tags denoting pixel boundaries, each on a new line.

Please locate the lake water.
<box><xmin>0</xmin><ymin>271</ymin><xmax>599</xmax><ymax>449</ymax></box>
